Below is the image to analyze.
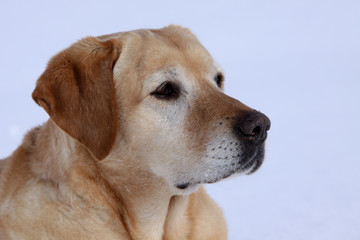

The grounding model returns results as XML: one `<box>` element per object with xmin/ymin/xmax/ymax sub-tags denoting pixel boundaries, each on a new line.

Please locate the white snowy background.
<box><xmin>1</xmin><ymin>0</ymin><xmax>359</xmax><ymax>239</ymax></box>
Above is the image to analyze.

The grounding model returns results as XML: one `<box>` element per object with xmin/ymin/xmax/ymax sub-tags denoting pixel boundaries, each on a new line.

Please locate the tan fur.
<box><xmin>0</xmin><ymin>26</ymin><xmax>264</xmax><ymax>239</ymax></box>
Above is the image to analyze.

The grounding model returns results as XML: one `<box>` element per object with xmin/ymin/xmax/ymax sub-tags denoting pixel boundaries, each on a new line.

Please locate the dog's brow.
<box><xmin>143</xmin><ymin>68</ymin><xmax>181</xmax><ymax>94</ymax></box>
<box><xmin>165</xmin><ymin>68</ymin><xmax>179</xmax><ymax>79</ymax></box>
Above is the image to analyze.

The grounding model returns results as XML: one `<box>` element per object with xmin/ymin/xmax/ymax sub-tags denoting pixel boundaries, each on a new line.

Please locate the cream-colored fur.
<box><xmin>0</xmin><ymin>26</ymin><xmax>269</xmax><ymax>240</ymax></box>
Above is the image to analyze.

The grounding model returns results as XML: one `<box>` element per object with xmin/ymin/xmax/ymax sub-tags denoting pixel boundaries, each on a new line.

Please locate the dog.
<box><xmin>0</xmin><ymin>25</ymin><xmax>270</xmax><ymax>240</ymax></box>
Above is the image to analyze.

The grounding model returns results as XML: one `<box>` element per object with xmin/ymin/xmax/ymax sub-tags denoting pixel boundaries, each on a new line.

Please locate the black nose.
<box><xmin>234</xmin><ymin>111</ymin><xmax>271</xmax><ymax>144</ymax></box>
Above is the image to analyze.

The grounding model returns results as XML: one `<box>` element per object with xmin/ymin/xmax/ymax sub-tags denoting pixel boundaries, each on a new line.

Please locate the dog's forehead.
<box><xmin>107</xmin><ymin>26</ymin><xmax>216</xmax><ymax>79</ymax></box>
<box><xmin>150</xmin><ymin>26</ymin><xmax>215</xmax><ymax>77</ymax></box>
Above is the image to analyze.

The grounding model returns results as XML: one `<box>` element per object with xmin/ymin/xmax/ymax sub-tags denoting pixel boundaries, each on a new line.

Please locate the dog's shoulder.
<box><xmin>0</xmin><ymin>125</ymin><xmax>130</xmax><ymax>240</ymax></box>
<box><xmin>0</xmin><ymin>158</ymin><xmax>7</xmax><ymax>175</ymax></box>
<box><xmin>0</xmin><ymin>126</ymin><xmax>41</xmax><ymax>198</ymax></box>
<box><xmin>0</xmin><ymin>126</ymin><xmax>40</xmax><ymax>181</ymax></box>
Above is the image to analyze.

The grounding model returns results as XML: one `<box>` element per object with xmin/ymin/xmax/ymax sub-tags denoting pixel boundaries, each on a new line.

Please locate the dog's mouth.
<box><xmin>244</xmin><ymin>147</ymin><xmax>264</xmax><ymax>174</ymax></box>
<box><xmin>242</xmin><ymin>144</ymin><xmax>265</xmax><ymax>175</ymax></box>
<box><xmin>176</xmin><ymin>144</ymin><xmax>265</xmax><ymax>190</ymax></box>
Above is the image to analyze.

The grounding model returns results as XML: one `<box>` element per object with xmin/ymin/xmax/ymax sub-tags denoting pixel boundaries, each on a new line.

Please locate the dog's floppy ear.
<box><xmin>32</xmin><ymin>37</ymin><xmax>120</xmax><ymax>160</ymax></box>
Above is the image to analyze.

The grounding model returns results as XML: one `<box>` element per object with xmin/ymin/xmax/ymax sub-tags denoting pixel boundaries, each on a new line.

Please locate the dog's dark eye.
<box><xmin>151</xmin><ymin>82</ymin><xmax>179</xmax><ymax>100</ymax></box>
<box><xmin>215</xmin><ymin>73</ymin><xmax>224</xmax><ymax>88</ymax></box>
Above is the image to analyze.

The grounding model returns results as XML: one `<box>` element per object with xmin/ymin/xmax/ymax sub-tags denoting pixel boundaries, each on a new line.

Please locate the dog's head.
<box><xmin>32</xmin><ymin>26</ymin><xmax>270</xmax><ymax>194</ymax></box>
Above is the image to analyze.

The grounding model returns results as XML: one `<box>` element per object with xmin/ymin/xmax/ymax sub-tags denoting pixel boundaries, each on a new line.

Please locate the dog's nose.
<box><xmin>234</xmin><ymin>111</ymin><xmax>271</xmax><ymax>144</ymax></box>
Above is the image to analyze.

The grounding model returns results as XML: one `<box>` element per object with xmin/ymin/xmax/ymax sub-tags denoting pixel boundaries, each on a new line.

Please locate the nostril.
<box><xmin>252</xmin><ymin>126</ymin><xmax>262</xmax><ymax>136</ymax></box>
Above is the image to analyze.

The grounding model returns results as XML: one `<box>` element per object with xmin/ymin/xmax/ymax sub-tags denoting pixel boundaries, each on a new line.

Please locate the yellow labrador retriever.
<box><xmin>0</xmin><ymin>26</ymin><xmax>270</xmax><ymax>240</ymax></box>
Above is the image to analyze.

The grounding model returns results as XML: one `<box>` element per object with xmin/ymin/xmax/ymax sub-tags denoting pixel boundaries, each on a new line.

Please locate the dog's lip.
<box><xmin>245</xmin><ymin>159</ymin><xmax>261</xmax><ymax>175</ymax></box>
<box><xmin>176</xmin><ymin>182</ymin><xmax>192</xmax><ymax>189</ymax></box>
<box><xmin>245</xmin><ymin>148</ymin><xmax>264</xmax><ymax>174</ymax></box>
<box><xmin>176</xmin><ymin>165</ymin><xmax>240</xmax><ymax>189</ymax></box>
<box><xmin>176</xmin><ymin>145</ymin><xmax>265</xmax><ymax>189</ymax></box>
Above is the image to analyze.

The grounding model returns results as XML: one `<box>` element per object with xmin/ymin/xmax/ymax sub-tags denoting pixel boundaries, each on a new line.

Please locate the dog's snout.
<box><xmin>234</xmin><ymin>111</ymin><xmax>271</xmax><ymax>144</ymax></box>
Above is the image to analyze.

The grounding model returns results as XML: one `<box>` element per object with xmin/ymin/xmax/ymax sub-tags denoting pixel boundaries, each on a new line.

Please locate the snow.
<box><xmin>1</xmin><ymin>0</ymin><xmax>359</xmax><ymax>239</ymax></box>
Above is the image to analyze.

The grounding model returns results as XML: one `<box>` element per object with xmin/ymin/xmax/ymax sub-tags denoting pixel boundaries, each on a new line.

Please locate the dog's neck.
<box><xmin>31</xmin><ymin>120</ymin><xmax>191</xmax><ymax>240</ymax></box>
<box><xmin>98</xmin><ymin>149</ymin><xmax>191</xmax><ymax>240</ymax></box>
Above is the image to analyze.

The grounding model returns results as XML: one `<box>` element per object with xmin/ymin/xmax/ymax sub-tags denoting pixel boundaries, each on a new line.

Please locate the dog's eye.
<box><xmin>151</xmin><ymin>82</ymin><xmax>179</xmax><ymax>100</ymax></box>
<box><xmin>215</xmin><ymin>73</ymin><xmax>224</xmax><ymax>88</ymax></box>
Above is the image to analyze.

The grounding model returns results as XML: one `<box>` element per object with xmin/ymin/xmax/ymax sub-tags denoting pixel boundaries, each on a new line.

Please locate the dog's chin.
<box><xmin>175</xmin><ymin>146</ymin><xmax>265</xmax><ymax>191</ymax></box>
